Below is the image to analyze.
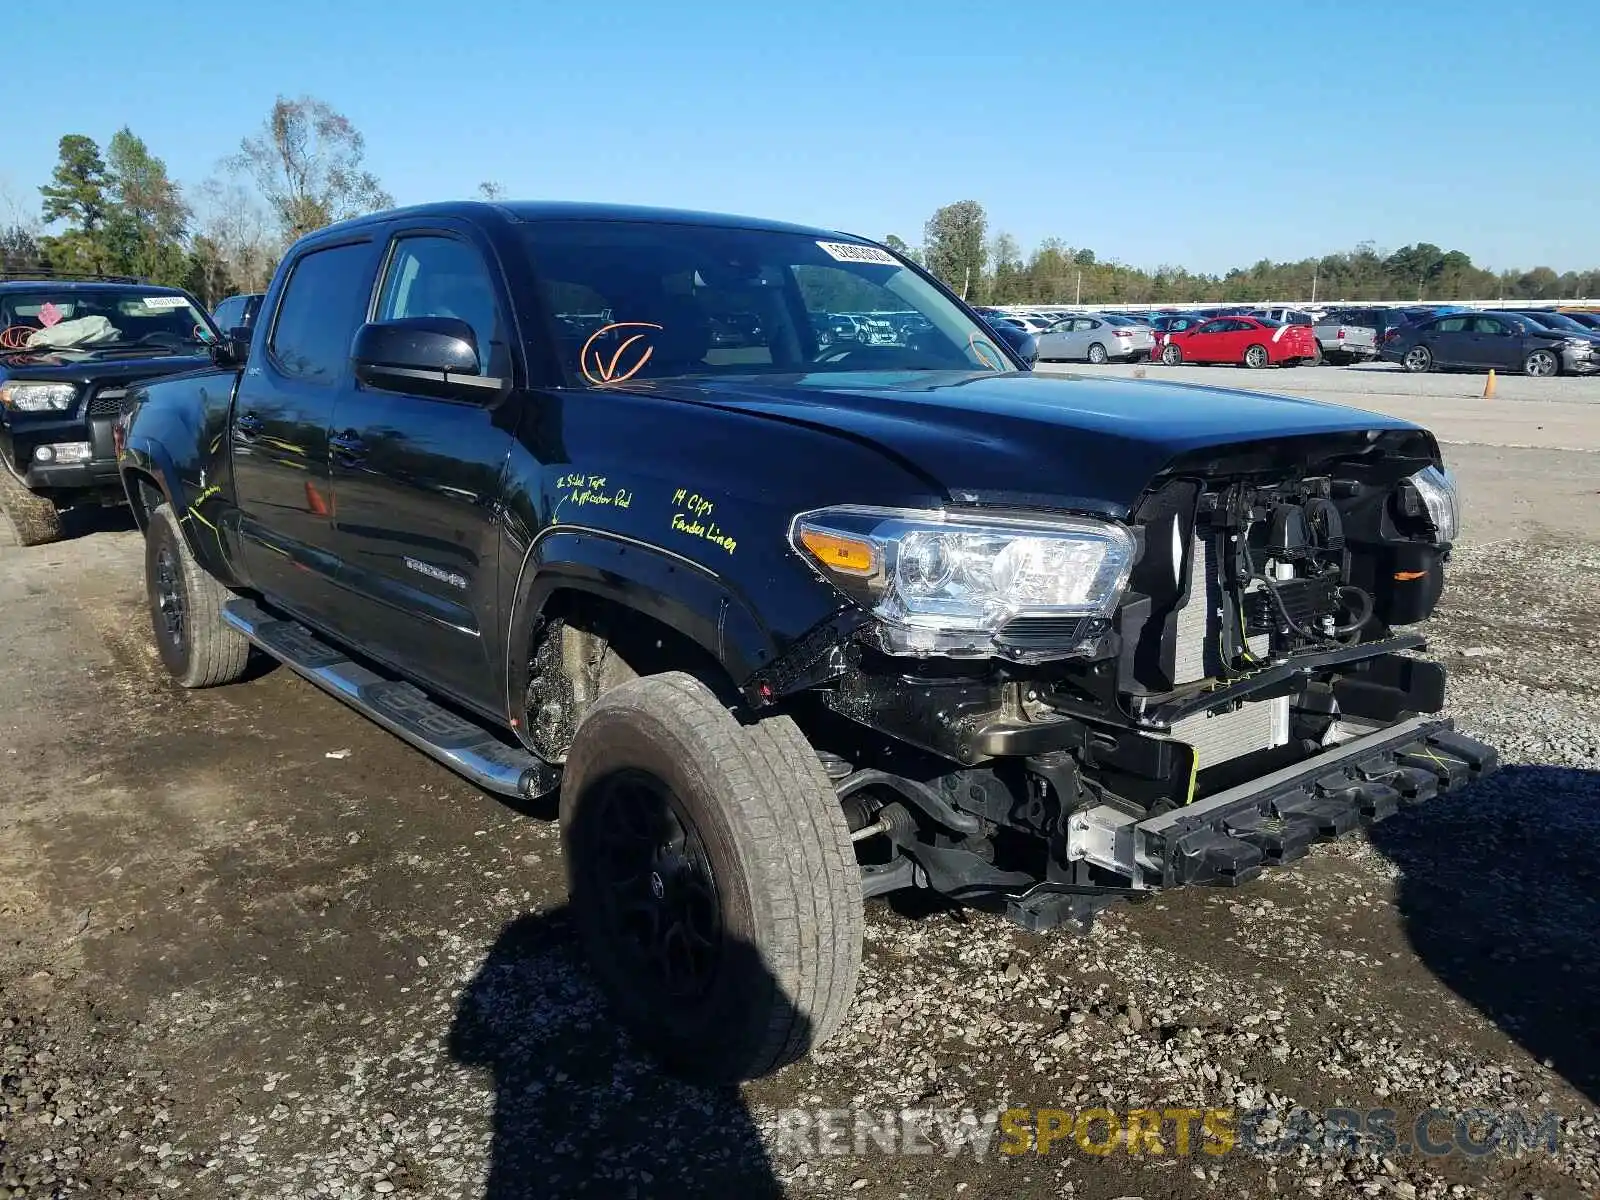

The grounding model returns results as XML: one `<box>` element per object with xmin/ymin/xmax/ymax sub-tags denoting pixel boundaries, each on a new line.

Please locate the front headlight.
<box><xmin>1409</xmin><ymin>465</ymin><xmax>1460</xmax><ymax>544</ymax></box>
<box><xmin>0</xmin><ymin>382</ymin><xmax>77</xmax><ymax>412</ymax></box>
<box><xmin>790</xmin><ymin>504</ymin><xmax>1136</xmax><ymax>659</ymax></box>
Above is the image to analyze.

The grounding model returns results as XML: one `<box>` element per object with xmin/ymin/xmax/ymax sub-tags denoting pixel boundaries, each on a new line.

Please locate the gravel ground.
<box><xmin>1</xmin><ymin>403</ymin><xmax>1597</xmax><ymax>1199</ymax></box>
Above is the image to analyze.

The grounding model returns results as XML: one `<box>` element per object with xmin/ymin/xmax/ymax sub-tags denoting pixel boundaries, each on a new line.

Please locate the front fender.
<box><xmin>503</xmin><ymin>527</ymin><xmax>779</xmax><ymax>721</ymax></box>
<box><xmin>119</xmin><ymin>434</ymin><xmax>238</xmax><ymax>584</ymax></box>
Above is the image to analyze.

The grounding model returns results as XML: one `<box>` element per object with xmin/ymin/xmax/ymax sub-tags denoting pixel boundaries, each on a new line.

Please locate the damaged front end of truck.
<box><xmin>757</xmin><ymin>426</ymin><xmax>1497</xmax><ymax>931</ymax></box>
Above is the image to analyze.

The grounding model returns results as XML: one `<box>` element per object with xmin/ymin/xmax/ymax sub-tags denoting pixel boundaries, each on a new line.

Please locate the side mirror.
<box><xmin>210</xmin><ymin>325</ymin><xmax>253</xmax><ymax>367</ymax></box>
<box><xmin>351</xmin><ymin>317</ymin><xmax>499</xmax><ymax>401</ymax></box>
<box><xmin>987</xmin><ymin>320</ymin><xmax>1037</xmax><ymax>369</ymax></box>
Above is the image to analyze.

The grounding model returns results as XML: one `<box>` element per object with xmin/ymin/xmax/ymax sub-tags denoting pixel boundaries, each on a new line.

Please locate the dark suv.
<box><xmin>119</xmin><ymin>201</ymin><xmax>1493</xmax><ymax>1082</ymax></box>
<box><xmin>0</xmin><ymin>276</ymin><xmax>220</xmax><ymax>544</ymax></box>
<box><xmin>211</xmin><ymin>292</ymin><xmax>266</xmax><ymax>334</ymax></box>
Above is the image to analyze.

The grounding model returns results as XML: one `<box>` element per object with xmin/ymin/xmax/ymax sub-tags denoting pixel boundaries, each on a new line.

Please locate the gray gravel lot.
<box><xmin>1</xmin><ymin>385</ymin><xmax>1597</xmax><ymax>1200</ymax></box>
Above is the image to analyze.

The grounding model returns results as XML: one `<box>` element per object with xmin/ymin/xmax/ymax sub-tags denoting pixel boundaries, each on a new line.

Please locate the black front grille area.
<box><xmin>86</xmin><ymin>388</ymin><xmax>128</xmax><ymax>417</ymax></box>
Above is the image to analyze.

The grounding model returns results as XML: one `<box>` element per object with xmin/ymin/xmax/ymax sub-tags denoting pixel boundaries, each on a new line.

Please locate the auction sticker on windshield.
<box><xmin>816</xmin><ymin>241</ymin><xmax>899</xmax><ymax>266</ymax></box>
<box><xmin>141</xmin><ymin>296</ymin><xmax>191</xmax><ymax>309</ymax></box>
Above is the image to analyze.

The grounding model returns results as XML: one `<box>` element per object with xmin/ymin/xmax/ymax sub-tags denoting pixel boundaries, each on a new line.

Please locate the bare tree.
<box><xmin>477</xmin><ymin>181</ymin><xmax>506</xmax><ymax>200</ymax></box>
<box><xmin>195</xmin><ymin>178</ymin><xmax>280</xmax><ymax>294</ymax></box>
<box><xmin>230</xmin><ymin>96</ymin><xmax>393</xmax><ymax>240</ymax></box>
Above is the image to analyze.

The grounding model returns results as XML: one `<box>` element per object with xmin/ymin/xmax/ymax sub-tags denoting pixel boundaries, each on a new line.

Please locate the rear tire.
<box><xmin>1310</xmin><ymin>344</ymin><xmax>1325</xmax><ymax>366</ymax></box>
<box><xmin>144</xmin><ymin>503</ymin><xmax>251</xmax><ymax>688</ymax></box>
<box><xmin>560</xmin><ymin>672</ymin><xmax>863</xmax><ymax>1083</ymax></box>
<box><xmin>1160</xmin><ymin>343</ymin><xmax>1183</xmax><ymax>366</ymax></box>
<box><xmin>1402</xmin><ymin>345</ymin><xmax>1433</xmax><ymax>373</ymax></box>
<box><xmin>0</xmin><ymin>467</ymin><xmax>64</xmax><ymax>547</ymax></box>
<box><xmin>1244</xmin><ymin>344</ymin><xmax>1269</xmax><ymax>369</ymax></box>
<box><xmin>1087</xmin><ymin>342</ymin><xmax>1108</xmax><ymax>365</ymax></box>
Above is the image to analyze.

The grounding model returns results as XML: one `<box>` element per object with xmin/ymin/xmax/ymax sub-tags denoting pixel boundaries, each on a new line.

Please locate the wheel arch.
<box><xmin>117</xmin><ymin>439</ymin><xmax>232</xmax><ymax>578</ymax></box>
<box><xmin>504</xmin><ymin>528</ymin><xmax>781</xmax><ymax>733</ymax></box>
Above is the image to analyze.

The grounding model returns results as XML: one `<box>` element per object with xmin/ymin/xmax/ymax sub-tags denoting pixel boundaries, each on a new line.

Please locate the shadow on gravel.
<box><xmin>1369</xmin><ymin>764</ymin><xmax>1600</xmax><ymax>1104</ymax></box>
<box><xmin>449</xmin><ymin>908</ymin><xmax>787</xmax><ymax>1200</ymax></box>
<box><xmin>59</xmin><ymin>503</ymin><xmax>138</xmax><ymax>540</ymax></box>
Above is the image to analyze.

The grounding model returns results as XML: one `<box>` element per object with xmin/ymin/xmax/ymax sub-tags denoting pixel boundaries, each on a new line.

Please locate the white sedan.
<box><xmin>1037</xmin><ymin>314</ymin><xmax>1156</xmax><ymax>363</ymax></box>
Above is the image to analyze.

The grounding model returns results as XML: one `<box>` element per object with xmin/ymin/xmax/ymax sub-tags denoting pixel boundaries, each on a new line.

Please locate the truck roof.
<box><xmin>311</xmin><ymin>199</ymin><xmax>862</xmax><ymax>242</ymax></box>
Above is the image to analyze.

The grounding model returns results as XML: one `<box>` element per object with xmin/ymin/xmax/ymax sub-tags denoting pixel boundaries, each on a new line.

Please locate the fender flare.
<box><xmin>119</xmin><ymin>436</ymin><xmax>235</xmax><ymax>582</ymax></box>
<box><xmin>502</xmin><ymin>526</ymin><xmax>779</xmax><ymax>724</ymax></box>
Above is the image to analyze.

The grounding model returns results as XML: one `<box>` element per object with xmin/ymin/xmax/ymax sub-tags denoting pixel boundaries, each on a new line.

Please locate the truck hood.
<box><xmin>638</xmin><ymin>370</ymin><xmax>1432</xmax><ymax>517</ymax></box>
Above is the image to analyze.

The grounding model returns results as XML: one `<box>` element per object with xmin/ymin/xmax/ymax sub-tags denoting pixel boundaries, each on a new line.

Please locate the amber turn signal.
<box><xmin>799</xmin><ymin>528</ymin><xmax>876</xmax><ymax>575</ymax></box>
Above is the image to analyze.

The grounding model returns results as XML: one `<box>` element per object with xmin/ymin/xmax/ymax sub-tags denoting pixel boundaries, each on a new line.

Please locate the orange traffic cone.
<box><xmin>1483</xmin><ymin>369</ymin><xmax>1496</xmax><ymax>399</ymax></box>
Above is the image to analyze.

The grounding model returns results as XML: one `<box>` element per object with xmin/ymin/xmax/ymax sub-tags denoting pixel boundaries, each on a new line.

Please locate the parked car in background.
<box><xmin>1312</xmin><ymin>312</ymin><xmax>1379</xmax><ymax>365</ymax></box>
<box><xmin>211</xmin><ymin>292</ymin><xmax>266</xmax><ymax>333</ymax></box>
<box><xmin>1503</xmin><ymin>309</ymin><xmax>1600</xmax><ymax>346</ymax></box>
<box><xmin>1150</xmin><ymin>313</ymin><xmax>1208</xmax><ymax>334</ymax></box>
<box><xmin>1037</xmin><ymin>313</ymin><xmax>1155</xmax><ymax>363</ymax></box>
<box><xmin>0</xmin><ymin>277</ymin><xmax>221</xmax><ymax>545</ymax></box>
<box><xmin>1323</xmin><ymin>306</ymin><xmax>1417</xmax><ymax>347</ymax></box>
<box><xmin>1148</xmin><ymin>313</ymin><xmax>1212</xmax><ymax>358</ymax></box>
<box><xmin>995</xmin><ymin>313</ymin><xmax>1053</xmax><ymax>336</ymax></box>
<box><xmin>1250</xmin><ymin>307</ymin><xmax>1316</xmax><ymax>326</ymax></box>
<box><xmin>852</xmin><ymin>315</ymin><xmax>900</xmax><ymax>346</ymax></box>
<box><xmin>1557</xmin><ymin>310</ymin><xmax>1600</xmax><ymax>331</ymax></box>
<box><xmin>1382</xmin><ymin>311</ymin><xmax>1592</xmax><ymax>377</ymax></box>
<box><xmin>1158</xmin><ymin>315</ymin><xmax>1318</xmax><ymax>368</ymax></box>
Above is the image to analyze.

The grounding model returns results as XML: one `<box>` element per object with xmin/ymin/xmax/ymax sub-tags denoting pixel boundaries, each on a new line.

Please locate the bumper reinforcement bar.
<box><xmin>1070</xmin><ymin>715</ymin><xmax>1497</xmax><ymax>895</ymax></box>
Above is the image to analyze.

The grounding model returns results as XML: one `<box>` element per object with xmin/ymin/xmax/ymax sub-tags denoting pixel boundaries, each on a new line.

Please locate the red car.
<box><xmin>1157</xmin><ymin>315</ymin><xmax>1318</xmax><ymax>368</ymax></box>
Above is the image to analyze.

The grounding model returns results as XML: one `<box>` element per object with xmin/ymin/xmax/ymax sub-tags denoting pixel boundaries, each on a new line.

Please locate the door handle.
<box><xmin>329</xmin><ymin>429</ymin><xmax>366</xmax><ymax>464</ymax></box>
<box><xmin>235</xmin><ymin>411</ymin><xmax>263</xmax><ymax>438</ymax></box>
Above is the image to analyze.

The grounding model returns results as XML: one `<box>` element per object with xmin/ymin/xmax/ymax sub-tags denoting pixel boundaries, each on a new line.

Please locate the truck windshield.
<box><xmin>0</xmin><ymin>289</ymin><xmax>217</xmax><ymax>353</ymax></box>
<box><xmin>520</xmin><ymin>220</ymin><xmax>1015</xmax><ymax>383</ymax></box>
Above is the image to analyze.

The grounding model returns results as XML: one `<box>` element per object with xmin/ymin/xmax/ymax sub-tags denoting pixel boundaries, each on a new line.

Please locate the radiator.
<box><xmin>1166</xmin><ymin>534</ymin><xmax>1287</xmax><ymax>770</ymax></box>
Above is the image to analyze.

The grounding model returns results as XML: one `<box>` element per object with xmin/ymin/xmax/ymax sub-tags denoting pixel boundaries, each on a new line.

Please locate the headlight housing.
<box><xmin>1408</xmin><ymin>465</ymin><xmax>1460</xmax><ymax>544</ymax></box>
<box><xmin>0</xmin><ymin>382</ymin><xmax>77</xmax><ymax>412</ymax></box>
<box><xmin>790</xmin><ymin>505</ymin><xmax>1136</xmax><ymax>660</ymax></box>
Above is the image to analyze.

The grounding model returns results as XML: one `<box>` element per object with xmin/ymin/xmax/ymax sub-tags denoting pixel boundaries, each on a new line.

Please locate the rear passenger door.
<box><xmin>231</xmin><ymin>236</ymin><xmax>382</xmax><ymax>629</ymax></box>
<box><xmin>1423</xmin><ymin>316</ymin><xmax>1471</xmax><ymax>366</ymax></box>
<box><xmin>324</xmin><ymin>223</ymin><xmax>520</xmax><ymax>714</ymax></box>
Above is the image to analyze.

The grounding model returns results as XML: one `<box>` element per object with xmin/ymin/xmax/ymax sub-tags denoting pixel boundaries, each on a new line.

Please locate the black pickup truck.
<box><xmin>0</xmin><ymin>277</ymin><xmax>220</xmax><ymax>545</ymax></box>
<box><xmin>118</xmin><ymin>201</ymin><xmax>1494</xmax><ymax>1082</ymax></box>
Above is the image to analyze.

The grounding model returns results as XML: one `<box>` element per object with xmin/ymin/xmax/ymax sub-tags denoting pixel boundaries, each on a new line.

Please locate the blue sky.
<box><xmin>3</xmin><ymin>0</ymin><xmax>1595</xmax><ymax>274</ymax></box>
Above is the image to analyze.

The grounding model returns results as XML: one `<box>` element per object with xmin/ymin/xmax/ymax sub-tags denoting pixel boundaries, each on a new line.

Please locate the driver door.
<box><xmin>1465</xmin><ymin>314</ymin><xmax>1523</xmax><ymax>369</ymax></box>
<box><xmin>1186</xmin><ymin>319</ymin><xmax>1230</xmax><ymax>363</ymax></box>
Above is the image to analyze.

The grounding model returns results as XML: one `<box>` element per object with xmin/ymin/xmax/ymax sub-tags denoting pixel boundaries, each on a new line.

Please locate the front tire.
<box><xmin>560</xmin><ymin>672</ymin><xmax>864</xmax><ymax>1083</ymax></box>
<box><xmin>1160</xmin><ymin>343</ymin><xmax>1183</xmax><ymax>366</ymax></box>
<box><xmin>0</xmin><ymin>467</ymin><xmax>64</xmax><ymax>547</ymax></box>
<box><xmin>1522</xmin><ymin>349</ymin><xmax>1560</xmax><ymax>378</ymax></box>
<box><xmin>1244</xmin><ymin>344</ymin><xmax>1270</xmax><ymax>369</ymax></box>
<box><xmin>1086</xmin><ymin>342</ymin><xmax>1108</xmax><ymax>365</ymax></box>
<box><xmin>144</xmin><ymin>503</ymin><xmax>251</xmax><ymax>688</ymax></box>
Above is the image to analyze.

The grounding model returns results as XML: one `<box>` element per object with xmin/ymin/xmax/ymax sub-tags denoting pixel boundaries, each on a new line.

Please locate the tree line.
<box><xmin>4</xmin><ymin>111</ymin><xmax>1596</xmax><ymax>309</ymax></box>
<box><xmin>0</xmin><ymin>96</ymin><xmax>509</xmax><ymax>307</ymax></box>
<box><xmin>904</xmin><ymin>200</ymin><xmax>1600</xmax><ymax>306</ymax></box>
